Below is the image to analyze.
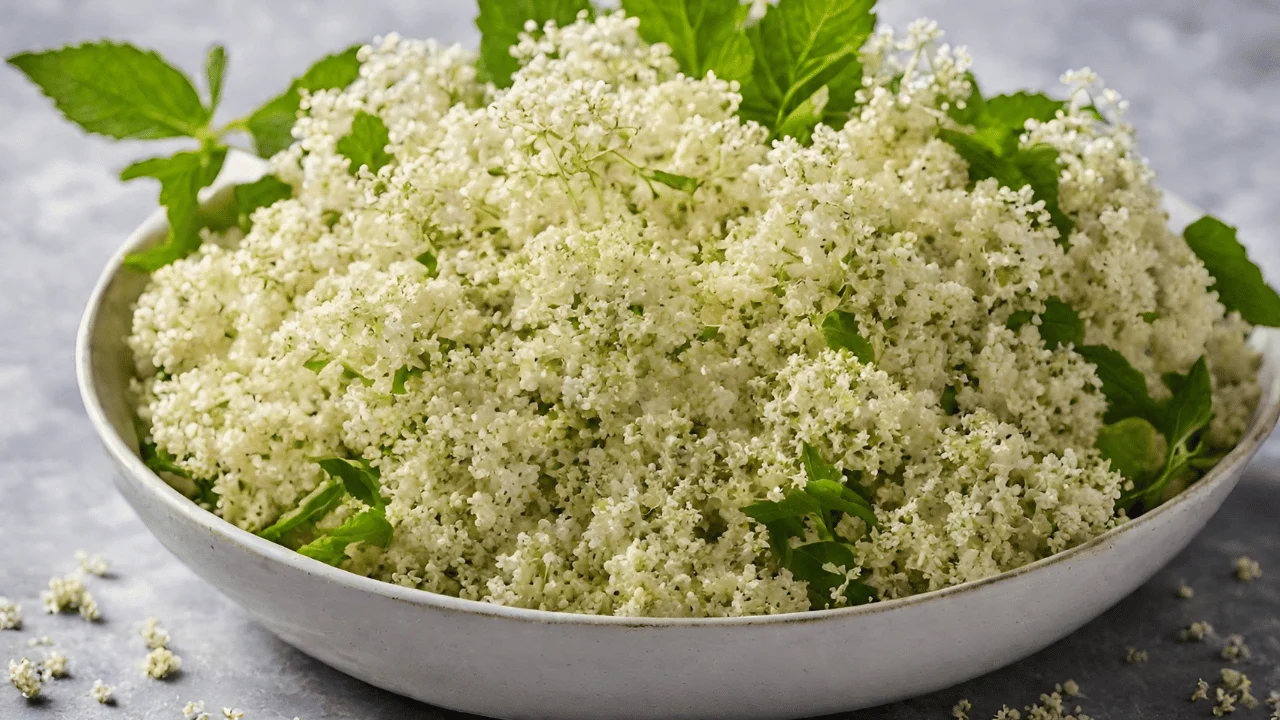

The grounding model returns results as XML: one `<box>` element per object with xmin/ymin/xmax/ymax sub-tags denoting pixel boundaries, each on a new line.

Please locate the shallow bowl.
<box><xmin>76</xmin><ymin>151</ymin><xmax>1280</xmax><ymax>720</ymax></box>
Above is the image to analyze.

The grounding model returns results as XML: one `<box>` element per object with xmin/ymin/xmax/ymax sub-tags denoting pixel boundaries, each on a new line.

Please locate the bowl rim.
<box><xmin>75</xmin><ymin>150</ymin><xmax>1280</xmax><ymax>629</ymax></box>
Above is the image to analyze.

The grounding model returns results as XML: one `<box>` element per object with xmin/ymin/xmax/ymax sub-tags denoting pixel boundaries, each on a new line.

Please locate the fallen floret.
<box><xmin>143</xmin><ymin>646</ymin><xmax>182</xmax><ymax>679</ymax></box>
<box><xmin>7</xmin><ymin>658</ymin><xmax>42</xmax><ymax>699</ymax></box>
<box><xmin>90</xmin><ymin>678</ymin><xmax>114</xmax><ymax>704</ymax></box>
<box><xmin>1234</xmin><ymin>556</ymin><xmax>1262</xmax><ymax>582</ymax></box>
<box><xmin>1181</xmin><ymin>621</ymin><xmax>1213</xmax><ymax>642</ymax></box>
<box><xmin>75</xmin><ymin>550</ymin><xmax>110</xmax><ymax>577</ymax></box>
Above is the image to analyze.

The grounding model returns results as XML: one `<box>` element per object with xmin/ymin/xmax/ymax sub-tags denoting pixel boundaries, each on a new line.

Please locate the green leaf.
<box><xmin>1006</xmin><ymin>309</ymin><xmax>1035</xmax><ymax>332</ymax></box>
<box><xmin>1038</xmin><ymin>297</ymin><xmax>1085</xmax><ymax>350</ymax></box>
<box><xmin>1096</xmin><ymin>417</ymin><xmax>1164</xmax><ymax>483</ymax></box>
<box><xmin>968</xmin><ymin>91</ymin><xmax>1065</xmax><ymax>156</ymax></box>
<box><xmin>7</xmin><ymin>41</ymin><xmax>209</xmax><ymax>140</ymax></box>
<box><xmin>258</xmin><ymin>478</ymin><xmax>344</xmax><ymax>543</ymax></box>
<box><xmin>234</xmin><ymin>174</ymin><xmax>293</xmax><ymax>232</ymax></box>
<box><xmin>138</xmin><ymin>436</ymin><xmax>191</xmax><ymax>479</ymax></box>
<box><xmin>121</xmin><ymin>146</ymin><xmax>228</xmax><ymax>271</ymax></box>
<box><xmin>800</xmin><ymin>441</ymin><xmax>841</xmax><ymax>483</ymax></box>
<box><xmin>245</xmin><ymin>46</ymin><xmax>362</xmax><ymax>157</ymax></box>
<box><xmin>336</xmin><ymin>110</ymin><xmax>393</xmax><ymax>176</ymax></box>
<box><xmin>620</xmin><ymin>0</ymin><xmax>754</xmax><ymax>82</ymax></box>
<box><xmin>1183</xmin><ymin>215</ymin><xmax>1280</xmax><ymax>326</ymax></box>
<box><xmin>803</xmin><ymin>478</ymin><xmax>876</xmax><ymax>528</ymax></box>
<box><xmin>476</xmin><ymin>0</ymin><xmax>593</xmax><ymax>88</ymax></box>
<box><xmin>789</xmin><ymin>541</ymin><xmax>874</xmax><ymax>608</ymax></box>
<box><xmin>1162</xmin><ymin>357</ymin><xmax>1213</xmax><ymax>453</ymax></box>
<box><xmin>1077</xmin><ymin>345</ymin><xmax>1160</xmax><ymax>427</ymax></box>
<box><xmin>739</xmin><ymin>0</ymin><xmax>876</xmax><ymax>133</ymax></box>
<box><xmin>205</xmin><ymin>44</ymin><xmax>227</xmax><ymax>114</ymax></box>
<box><xmin>742</xmin><ymin>491</ymin><xmax>822</xmax><ymax>524</ymax></box>
<box><xmin>697</xmin><ymin>326</ymin><xmax>720</xmax><ymax>341</ymax></box>
<box><xmin>415</xmin><ymin>250</ymin><xmax>439</xmax><ymax>277</ymax></box>
<box><xmin>297</xmin><ymin>509</ymin><xmax>393</xmax><ymax>566</ymax></box>
<box><xmin>315</xmin><ymin>457</ymin><xmax>384</xmax><ymax>510</ymax></box>
<box><xmin>1010</xmin><ymin>145</ymin><xmax>1073</xmax><ymax>242</ymax></box>
<box><xmin>645</xmin><ymin>169</ymin><xmax>701</xmax><ymax>193</ymax></box>
<box><xmin>391</xmin><ymin>364</ymin><xmax>425</xmax><ymax>395</ymax></box>
<box><xmin>303</xmin><ymin>353</ymin><xmax>331</xmax><ymax>373</ymax></box>
<box><xmin>820</xmin><ymin>310</ymin><xmax>874</xmax><ymax>363</ymax></box>
<box><xmin>773</xmin><ymin>85</ymin><xmax>829</xmax><ymax>145</ymax></box>
<box><xmin>940</xmin><ymin>385</ymin><xmax>959</xmax><ymax>415</ymax></box>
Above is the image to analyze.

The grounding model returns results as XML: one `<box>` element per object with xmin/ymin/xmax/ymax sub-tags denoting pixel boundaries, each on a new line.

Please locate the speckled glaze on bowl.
<box><xmin>77</xmin><ymin>151</ymin><xmax>1280</xmax><ymax>720</ymax></box>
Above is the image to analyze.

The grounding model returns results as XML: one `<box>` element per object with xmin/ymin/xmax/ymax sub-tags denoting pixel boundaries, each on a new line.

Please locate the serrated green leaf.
<box><xmin>7</xmin><ymin>41</ymin><xmax>209</xmax><ymax>139</ymax></box>
<box><xmin>969</xmin><ymin>91</ymin><xmax>1065</xmax><ymax>155</ymax></box>
<box><xmin>1038</xmin><ymin>297</ymin><xmax>1084</xmax><ymax>350</ymax></box>
<box><xmin>315</xmin><ymin>457</ymin><xmax>384</xmax><ymax>510</ymax></box>
<box><xmin>774</xmin><ymin>84</ymin><xmax>829</xmax><ymax>145</ymax></box>
<box><xmin>297</xmin><ymin>509</ymin><xmax>393</xmax><ymax>566</ymax></box>
<box><xmin>739</xmin><ymin>0</ymin><xmax>875</xmax><ymax>133</ymax></box>
<box><xmin>1183</xmin><ymin>215</ymin><xmax>1280</xmax><ymax>326</ymax></box>
<box><xmin>234</xmin><ymin>174</ymin><xmax>292</xmax><ymax>232</ymax></box>
<box><xmin>939</xmin><ymin>129</ymin><xmax>1072</xmax><ymax>244</ymax></box>
<box><xmin>336</xmin><ymin>110</ymin><xmax>392</xmax><ymax>176</ymax></box>
<box><xmin>258</xmin><ymin>478</ymin><xmax>344</xmax><ymax>543</ymax></box>
<box><xmin>646</xmin><ymin>169</ymin><xmax>701</xmax><ymax>193</ymax></box>
<box><xmin>1096</xmin><ymin>417</ymin><xmax>1165</xmax><ymax>483</ymax></box>
<box><xmin>476</xmin><ymin>0</ymin><xmax>593</xmax><ymax>88</ymax></box>
<box><xmin>205</xmin><ymin>44</ymin><xmax>227</xmax><ymax>114</ymax></box>
<box><xmin>621</xmin><ymin>0</ymin><xmax>754</xmax><ymax>82</ymax></box>
<box><xmin>820</xmin><ymin>310</ymin><xmax>874</xmax><ymax>363</ymax></box>
<box><xmin>245</xmin><ymin>46</ymin><xmax>362</xmax><ymax>157</ymax></box>
<box><xmin>121</xmin><ymin>146</ymin><xmax>228</xmax><ymax>271</ymax></box>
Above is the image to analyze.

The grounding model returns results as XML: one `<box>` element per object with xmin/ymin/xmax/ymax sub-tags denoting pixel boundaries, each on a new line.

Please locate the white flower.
<box><xmin>127</xmin><ymin>12</ymin><xmax>1260</xmax><ymax>618</ymax></box>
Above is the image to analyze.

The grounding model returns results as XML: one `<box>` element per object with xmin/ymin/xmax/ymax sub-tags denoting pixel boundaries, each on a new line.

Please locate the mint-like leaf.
<box><xmin>820</xmin><ymin>310</ymin><xmax>874</xmax><ymax>363</ymax></box>
<box><xmin>476</xmin><ymin>0</ymin><xmax>593</xmax><ymax>88</ymax></box>
<box><xmin>1183</xmin><ymin>215</ymin><xmax>1280</xmax><ymax>326</ymax></box>
<box><xmin>1096</xmin><ymin>417</ymin><xmax>1164</xmax><ymax>484</ymax></box>
<box><xmin>205</xmin><ymin>44</ymin><xmax>227</xmax><ymax>114</ymax></box>
<box><xmin>234</xmin><ymin>174</ymin><xmax>292</xmax><ymax>232</ymax></box>
<box><xmin>297</xmin><ymin>509</ymin><xmax>393</xmax><ymax>566</ymax></box>
<box><xmin>315</xmin><ymin>457</ymin><xmax>384</xmax><ymax>510</ymax></box>
<box><xmin>620</xmin><ymin>0</ymin><xmax>754</xmax><ymax>82</ymax></box>
<box><xmin>245</xmin><ymin>46</ymin><xmax>362</xmax><ymax>157</ymax></box>
<box><xmin>1077</xmin><ymin>344</ymin><xmax>1160</xmax><ymax>427</ymax></box>
<box><xmin>258</xmin><ymin>478</ymin><xmax>344</xmax><ymax>544</ymax></box>
<box><xmin>1162</xmin><ymin>357</ymin><xmax>1213</xmax><ymax>453</ymax></box>
<box><xmin>122</xmin><ymin>146</ymin><xmax>228</xmax><ymax>271</ymax></box>
<box><xmin>336</xmin><ymin>110</ymin><xmax>392</xmax><ymax>176</ymax></box>
<box><xmin>740</xmin><ymin>0</ymin><xmax>876</xmax><ymax>135</ymax></box>
<box><xmin>8</xmin><ymin>41</ymin><xmax>210</xmax><ymax>140</ymax></box>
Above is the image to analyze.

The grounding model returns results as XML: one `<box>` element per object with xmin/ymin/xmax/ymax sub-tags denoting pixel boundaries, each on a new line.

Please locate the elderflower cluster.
<box><xmin>0</xmin><ymin>597</ymin><xmax>20</xmax><ymax>630</ymax></box>
<box><xmin>41</xmin><ymin>574</ymin><xmax>99</xmax><ymax>621</ymax></box>
<box><xmin>128</xmin><ymin>13</ymin><xmax>1260</xmax><ymax>616</ymax></box>
<box><xmin>7</xmin><ymin>658</ymin><xmax>41</xmax><ymax>699</ymax></box>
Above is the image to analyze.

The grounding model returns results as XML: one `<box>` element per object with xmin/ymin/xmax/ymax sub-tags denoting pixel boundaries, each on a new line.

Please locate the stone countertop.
<box><xmin>1</xmin><ymin>1</ymin><xmax>1278</xmax><ymax>718</ymax></box>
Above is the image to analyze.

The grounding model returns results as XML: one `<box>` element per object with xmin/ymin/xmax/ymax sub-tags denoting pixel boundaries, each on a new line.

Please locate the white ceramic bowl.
<box><xmin>77</xmin><ymin>151</ymin><xmax>1280</xmax><ymax>720</ymax></box>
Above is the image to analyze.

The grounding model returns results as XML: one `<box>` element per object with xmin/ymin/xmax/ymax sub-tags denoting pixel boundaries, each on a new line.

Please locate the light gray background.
<box><xmin>2</xmin><ymin>1</ymin><xmax>1279</xmax><ymax>718</ymax></box>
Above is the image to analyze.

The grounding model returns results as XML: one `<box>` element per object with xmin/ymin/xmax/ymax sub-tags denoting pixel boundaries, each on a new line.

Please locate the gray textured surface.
<box><xmin>1</xmin><ymin>1</ymin><xmax>1278</xmax><ymax>717</ymax></box>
